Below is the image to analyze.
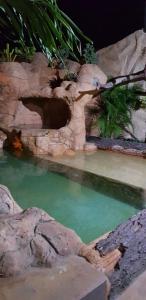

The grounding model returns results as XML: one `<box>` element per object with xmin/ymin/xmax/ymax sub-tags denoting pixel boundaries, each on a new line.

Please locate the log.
<box><xmin>95</xmin><ymin>209</ymin><xmax>146</xmax><ymax>299</ymax></box>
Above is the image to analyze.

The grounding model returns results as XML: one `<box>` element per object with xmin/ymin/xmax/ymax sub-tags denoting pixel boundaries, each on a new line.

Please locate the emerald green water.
<box><xmin>0</xmin><ymin>151</ymin><xmax>138</xmax><ymax>243</ymax></box>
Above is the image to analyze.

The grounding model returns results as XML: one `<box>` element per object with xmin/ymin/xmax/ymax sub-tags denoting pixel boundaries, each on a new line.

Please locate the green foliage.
<box><xmin>0</xmin><ymin>0</ymin><xmax>91</xmax><ymax>61</ymax></box>
<box><xmin>15</xmin><ymin>39</ymin><xmax>36</xmax><ymax>62</ymax></box>
<box><xmin>64</xmin><ymin>72</ymin><xmax>77</xmax><ymax>81</ymax></box>
<box><xmin>83</xmin><ymin>43</ymin><xmax>97</xmax><ymax>64</ymax></box>
<box><xmin>139</xmin><ymin>96</ymin><xmax>146</xmax><ymax>109</ymax></box>
<box><xmin>0</xmin><ymin>43</ymin><xmax>17</xmax><ymax>62</ymax></box>
<box><xmin>99</xmin><ymin>85</ymin><xmax>142</xmax><ymax>138</ymax></box>
<box><xmin>57</xmin><ymin>47</ymin><xmax>70</xmax><ymax>68</ymax></box>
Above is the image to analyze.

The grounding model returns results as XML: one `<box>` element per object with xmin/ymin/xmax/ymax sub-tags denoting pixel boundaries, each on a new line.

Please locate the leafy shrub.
<box><xmin>15</xmin><ymin>40</ymin><xmax>36</xmax><ymax>62</ymax></box>
<box><xmin>83</xmin><ymin>43</ymin><xmax>97</xmax><ymax>64</ymax></box>
<box><xmin>64</xmin><ymin>72</ymin><xmax>78</xmax><ymax>82</ymax></box>
<box><xmin>99</xmin><ymin>85</ymin><xmax>143</xmax><ymax>138</ymax></box>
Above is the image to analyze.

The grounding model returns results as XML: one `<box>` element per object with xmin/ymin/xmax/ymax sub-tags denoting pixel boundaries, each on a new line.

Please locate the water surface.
<box><xmin>0</xmin><ymin>151</ymin><xmax>138</xmax><ymax>243</ymax></box>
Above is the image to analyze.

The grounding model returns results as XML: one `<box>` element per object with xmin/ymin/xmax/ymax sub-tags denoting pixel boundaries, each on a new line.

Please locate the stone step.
<box><xmin>0</xmin><ymin>256</ymin><xmax>109</xmax><ymax>300</ymax></box>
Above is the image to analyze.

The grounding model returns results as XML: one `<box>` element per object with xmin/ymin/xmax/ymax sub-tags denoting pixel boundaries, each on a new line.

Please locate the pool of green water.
<box><xmin>0</xmin><ymin>151</ymin><xmax>139</xmax><ymax>243</ymax></box>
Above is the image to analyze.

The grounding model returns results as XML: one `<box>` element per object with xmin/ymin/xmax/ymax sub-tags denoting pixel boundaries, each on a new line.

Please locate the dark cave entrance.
<box><xmin>19</xmin><ymin>97</ymin><xmax>71</xmax><ymax>129</ymax></box>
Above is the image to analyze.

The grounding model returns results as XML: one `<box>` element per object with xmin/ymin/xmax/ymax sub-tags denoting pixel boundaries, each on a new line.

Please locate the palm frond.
<box><xmin>0</xmin><ymin>0</ymin><xmax>92</xmax><ymax>59</ymax></box>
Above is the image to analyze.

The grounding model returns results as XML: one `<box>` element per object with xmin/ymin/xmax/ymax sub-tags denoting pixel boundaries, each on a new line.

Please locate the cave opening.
<box><xmin>19</xmin><ymin>97</ymin><xmax>71</xmax><ymax>129</ymax></box>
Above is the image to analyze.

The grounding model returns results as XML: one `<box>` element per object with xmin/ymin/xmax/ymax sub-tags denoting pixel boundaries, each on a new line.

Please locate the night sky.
<box><xmin>59</xmin><ymin>0</ymin><xmax>144</xmax><ymax>50</ymax></box>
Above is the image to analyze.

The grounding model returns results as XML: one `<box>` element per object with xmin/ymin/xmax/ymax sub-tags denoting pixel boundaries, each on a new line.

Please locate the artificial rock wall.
<box><xmin>0</xmin><ymin>53</ymin><xmax>107</xmax><ymax>155</ymax></box>
<box><xmin>97</xmin><ymin>29</ymin><xmax>146</xmax><ymax>142</ymax></box>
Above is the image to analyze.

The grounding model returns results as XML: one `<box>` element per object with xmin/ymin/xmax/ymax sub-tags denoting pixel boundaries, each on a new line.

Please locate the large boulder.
<box><xmin>78</xmin><ymin>64</ymin><xmax>107</xmax><ymax>86</ymax></box>
<box><xmin>0</xmin><ymin>185</ymin><xmax>82</xmax><ymax>277</ymax></box>
<box><xmin>96</xmin><ymin>29</ymin><xmax>146</xmax><ymax>77</ymax></box>
<box><xmin>96</xmin><ymin>29</ymin><xmax>146</xmax><ymax>142</ymax></box>
<box><xmin>123</xmin><ymin>109</ymin><xmax>146</xmax><ymax>142</ymax></box>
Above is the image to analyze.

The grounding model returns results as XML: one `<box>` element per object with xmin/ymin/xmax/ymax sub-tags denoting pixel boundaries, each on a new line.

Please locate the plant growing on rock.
<box><xmin>15</xmin><ymin>39</ymin><xmax>36</xmax><ymax>62</ymax></box>
<box><xmin>98</xmin><ymin>85</ymin><xmax>143</xmax><ymax>138</ymax></box>
<box><xmin>83</xmin><ymin>43</ymin><xmax>97</xmax><ymax>64</ymax></box>
<box><xmin>0</xmin><ymin>43</ymin><xmax>17</xmax><ymax>62</ymax></box>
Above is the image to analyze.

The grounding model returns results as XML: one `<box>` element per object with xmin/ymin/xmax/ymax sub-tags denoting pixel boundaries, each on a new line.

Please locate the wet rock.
<box><xmin>84</xmin><ymin>142</ymin><xmax>97</xmax><ymax>151</ymax></box>
<box><xmin>64</xmin><ymin>149</ymin><xmax>75</xmax><ymax>156</ymax></box>
<box><xmin>0</xmin><ymin>185</ymin><xmax>21</xmax><ymax>214</ymax></box>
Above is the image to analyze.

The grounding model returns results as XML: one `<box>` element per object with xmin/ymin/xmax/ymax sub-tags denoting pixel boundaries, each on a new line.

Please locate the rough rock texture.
<box><xmin>0</xmin><ymin>185</ymin><xmax>120</xmax><ymax>282</ymax></box>
<box><xmin>0</xmin><ymin>185</ymin><xmax>22</xmax><ymax>214</ymax></box>
<box><xmin>96</xmin><ymin>30</ymin><xmax>146</xmax><ymax>142</ymax></box>
<box><xmin>97</xmin><ymin>29</ymin><xmax>146</xmax><ymax>77</ymax></box>
<box><xmin>0</xmin><ymin>185</ymin><xmax>82</xmax><ymax>277</ymax></box>
<box><xmin>0</xmin><ymin>131</ymin><xmax>7</xmax><ymax>149</ymax></box>
<box><xmin>123</xmin><ymin>109</ymin><xmax>146</xmax><ymax>142</ymax></box>
<box><xmin>95</xmin><ymin>209</ymin><xmax>146</xmax><ymax>299</ymax></box>
<box><xmin>85</xmin><ymin>96</ymin><xmax>101</xmax><ymax>136</ymax></box>
<box><xmin>0</xmin><ymin>53</ymin><xmax>107</xmax><ymax>154</ymax></box>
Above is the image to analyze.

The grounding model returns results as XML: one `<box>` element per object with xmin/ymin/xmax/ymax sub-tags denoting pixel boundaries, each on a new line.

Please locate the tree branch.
<box><xmin>76</xmin><ymin>66</ymin><xmax>146</xmax><ymax>101</ymax></box>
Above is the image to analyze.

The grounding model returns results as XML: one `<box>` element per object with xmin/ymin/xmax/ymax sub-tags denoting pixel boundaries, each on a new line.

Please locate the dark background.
<box><xmin>59</xmin><ymin>0</ymin><xmax>145</xmax><ymax>50</ymax></box>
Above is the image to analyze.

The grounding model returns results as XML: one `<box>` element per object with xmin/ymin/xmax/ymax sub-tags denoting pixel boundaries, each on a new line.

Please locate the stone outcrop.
<box><xmin>0</xmin><ymin>185</ymin><xmax>21</xmax><ymax>214</ymax></box>
<box><xmin>123</xmin><ymin>109</ymin><xmax>146</xmax><ymax>142</ymax></box>
<box><xmin>0</xmin><ymin>185</ymin><xmax>82</xmax><ymax>277</ymax></box>
<box><xmin>0</xmin><ymin>54</ymin><xmax>107</xmax><ymax>155</ymax></box>
<box><xmin>96</xmin><ymin>29</ymin><xmax>146</xmax><ymax>77</ymax></box>
<box><xmin>96</xmin><ymin>29</ymin><xmax>146</xmax><ymax>142</ymax></box>
<box><xmin>0</xmin><ymin>185</ymin><xmax>120</xmax><ymax>280</ymax></box>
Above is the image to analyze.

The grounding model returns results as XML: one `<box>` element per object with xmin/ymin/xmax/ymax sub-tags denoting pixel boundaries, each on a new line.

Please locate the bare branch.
<box><xmin>76</xmin><ymin>66</ymin><xmax>146</xmax><ymax>101</ymax></box>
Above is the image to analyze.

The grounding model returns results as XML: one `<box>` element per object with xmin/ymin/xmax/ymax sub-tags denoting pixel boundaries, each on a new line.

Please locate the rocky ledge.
<box><xmin>0</xmin><ymin>185</ymin><xmax>83</xmax><ymax>276</ymax></box>
<box><xmin>0</xmin><ymin>184</ymin><xmax>117</xmax><ymax>279</ymax></box>
<box><xmin>87</xmin><ymin>136</ymin><xmax>146</xmax><ymax>157</ymax></box>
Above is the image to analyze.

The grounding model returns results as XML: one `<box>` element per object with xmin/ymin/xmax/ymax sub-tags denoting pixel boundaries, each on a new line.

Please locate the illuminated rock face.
<box><xmin>96</xmin><ymin>30</ymin><xmax>146</xmax><ymax>77</ymax></box>
<box><xmin>0</xmin><ymin>53</ymin><xmax>107</xmax><ymax>155</ymax></box>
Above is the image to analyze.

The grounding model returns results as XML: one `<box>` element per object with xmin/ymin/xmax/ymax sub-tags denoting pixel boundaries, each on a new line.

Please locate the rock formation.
<box><xmin>0</xmin><ymin>54</ymin><xmax>107</xmax><ymax>155</ymax></box>
<box><xmin>96</xmin><ymin>29</ymin><xmax>146</xmax><ymax>141</ymax></box>
<box><xmin>0</xmin><ymin>185</ymin><xmax>83</xmax><ymax>277</ymax></box>
<box><xmin>0</xmin><ymin>185</ymin><xmax>120</xmax><ymax>280</ymax></box>
<box><xmin>97</xmin><ymin>30</ymin><xmax>146</xmax><ymax>77</ymax></box>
